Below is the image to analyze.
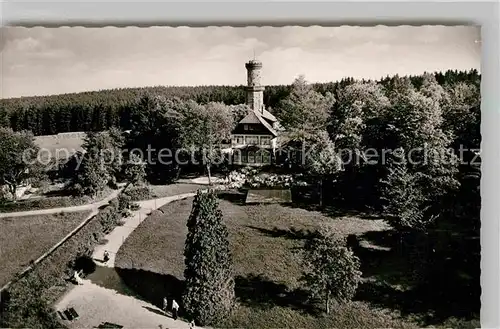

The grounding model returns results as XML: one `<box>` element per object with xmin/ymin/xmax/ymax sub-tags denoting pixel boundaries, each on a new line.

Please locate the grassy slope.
<box><xmin>115</xmin><ymin>192</ymin><xmax>418</xmax><ymax>329</ymax></box>
<box><xmin>0</xmin><ymin>210</ymin><xmax>92</xmax><ymax>286</ymax></box>
<box><xmin>34</xmin><ymin>133</ymin><xmax>85</xmax><ymax>161</ymax></box>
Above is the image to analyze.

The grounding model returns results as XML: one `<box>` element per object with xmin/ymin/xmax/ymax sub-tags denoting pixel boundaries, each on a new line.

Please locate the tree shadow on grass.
<box><xmin>42</xmin><ymin>189</ymin><xmax>75</xmax><ymax>198</ymax></box>
<box><xmin>282</xmin><ymin>201</ymin><xmax>383</xmax><ymax>221</ymax></box>
<box><xmin>235</xmin><ymin>274</ymin><xmax>317</xmax><ymax>315</ymax></box>
<box><xmin>347</xmin><ymin>231</ymin><xmax>413</xmax><ymax>286</ymax></box>
<box><xmin>246</xmin><ymin>225</ymin><xmax>317</xmax><ymax>241</ymax></box>
<box><xmin>115</xmin><ymin>267</ymin><xmax>184</xmax><ymax>310</ymax></box>
<box><xmin>88</xmin><ymin>266</ymin><xmax>184</xmax><ymax>310</ymax></box>
<box><xmin>355</xmin><ymin>279</ymin><xmax>478</xmax><ymax>326</ymax></box>
<box><xmin>352</xmin><ymin>230</ymin><xmax>480</xmax><ymax>325</ymax></box>
<box><xmin>142</xmin><ymin>306</ymin><xmax>169</xmax><ymax>318</ymax></box>
<box><xmin>359</xmin><ymin>230</ymin><xmax>401</xmax><ymax>249</ymax></box>
<box><xmin>216</xmin><ymin>190</ymin><xmax>247</xmax><ymax>205</ymax></box>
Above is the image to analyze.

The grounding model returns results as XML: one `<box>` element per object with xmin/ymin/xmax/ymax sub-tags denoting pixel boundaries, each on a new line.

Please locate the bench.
<box><xmin>58</xmin><ymin>307</ymin><xmax>79</xmax><ymax>321</ymax></box>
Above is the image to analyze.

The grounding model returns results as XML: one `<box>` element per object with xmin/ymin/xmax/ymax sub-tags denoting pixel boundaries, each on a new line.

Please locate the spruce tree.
<box><xmin>183</xmin><ymin>190</ymin><xmax>235</xmax><ymax>326</ymax></box>
<box><xmin>380</xmin><ymin>150</ymin><xmax>428</xmax><ymax>231</ymax></box>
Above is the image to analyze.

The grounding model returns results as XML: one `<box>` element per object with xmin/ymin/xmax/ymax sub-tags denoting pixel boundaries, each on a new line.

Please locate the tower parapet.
<box><xmin>245</xmin><ymin>60</ymin><xmax>263</xmax><ymax>87</ymax></box>
<box><xmin>245</xmin><ymin>60</ymin><xmax>265</xmax><ymax>112</ymax></box>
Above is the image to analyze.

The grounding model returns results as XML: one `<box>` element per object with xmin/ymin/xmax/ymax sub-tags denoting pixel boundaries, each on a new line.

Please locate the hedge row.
<box><xmin>0</xmin><ymin>193</ymin><xmax>131</xmax><ymax>328</ymax></box>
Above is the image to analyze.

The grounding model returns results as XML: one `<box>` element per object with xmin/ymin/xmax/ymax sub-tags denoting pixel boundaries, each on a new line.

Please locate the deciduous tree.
<box><xmin>123</xmin><ymin>152</ymin><xmax>146</xmax><ymax>186</ymax></box>
<box><xmin>303</xmin><ymin>131</ymin><xmax>342</xmax><ymax>207</ymax></box>
<box><xmin>178</xmin><ymin>102</ymin><xmax>234</xmax><ymax>185</ymax></box>
<box><xmin>0</xmin><ymin>128</ymin><xmax>40</xmax><ymax>201</ymax></box>
<box><xmin>275</xmin><ymin>75</ymin><xmax>335</xmax><ymax>134</ymax></box>
<box><xmin>301</xmin><ymin>226</ymin><xmax>362</xmax><ymax>314</ymax></box>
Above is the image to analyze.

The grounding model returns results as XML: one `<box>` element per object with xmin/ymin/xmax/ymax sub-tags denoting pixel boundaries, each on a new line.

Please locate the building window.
<box><xmin>244</xmin><ymin>124</ymin><xmax>249</xmax><ymax>131</ymax></box>
<box><xmin>262</xmin><ymin>150</ymin><xmax>271</xmax><ymax>164</ymax></box>
<box><xmin>260</xmin><ymin>136</ymin><xmax>271</xmax><ymax>145</ymax></box>
<box><xmin>248</xmin><ymin>151</ymin><xmax>255</xmax><ymax>163</ymax></box>
<box><xmin>242</xmin><ymin>153</ymin><xmax>247</xmax><ymax>163</ymax></box>
<box><xmin>233</xmin><ymin>136</ymin><xmax>244</xmax><ymax>145</ymax></box>
<box><xmin>233</xmin><ymin>152</ymin><xmax>241</xmax><ymax>163</ymax></box>
<box><xmin>246</xmin><ymin>136</ymin><xmax>258</xmax><ymax>145</ymax></box>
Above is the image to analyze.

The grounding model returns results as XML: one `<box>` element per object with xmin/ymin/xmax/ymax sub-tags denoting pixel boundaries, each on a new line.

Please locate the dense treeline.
<box><xmin>0</xmin><ymin>69</ymin><xmax>479</xmax><ymax>136</ymax></box>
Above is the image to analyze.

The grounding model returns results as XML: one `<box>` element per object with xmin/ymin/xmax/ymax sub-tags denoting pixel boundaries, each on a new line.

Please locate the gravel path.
<box><xmin>55</xmin><ymin>279</ymin><xmax>195</xmax><ymax>329</ymax></box>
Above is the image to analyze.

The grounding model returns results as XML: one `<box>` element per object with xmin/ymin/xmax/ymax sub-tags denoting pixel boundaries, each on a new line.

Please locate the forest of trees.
<box><xmin>0</xmin><ymin>69</ymin><xmax>479</xmax><ymax>136</ymax></box>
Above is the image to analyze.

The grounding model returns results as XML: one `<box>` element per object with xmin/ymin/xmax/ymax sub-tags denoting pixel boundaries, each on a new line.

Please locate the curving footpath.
<box><xmin>92</xmin><ymin>192</ymin><xmax>197</xmax><ymax>267</ymax></box>
<box><xmin>56</xmin><ymin>190</ymin><xmax>209</xmax><ymax>329</ymax></box>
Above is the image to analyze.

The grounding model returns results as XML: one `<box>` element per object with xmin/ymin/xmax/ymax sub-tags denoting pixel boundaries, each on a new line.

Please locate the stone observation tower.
<box><xmin>245</xmin><ymin>59</ymin><xmax>265</xmax><ymax>113</ymax></box>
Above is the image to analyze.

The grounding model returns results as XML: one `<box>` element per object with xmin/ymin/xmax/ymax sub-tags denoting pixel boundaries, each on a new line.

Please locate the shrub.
<box><xmin>124</xmin><ymin>186</ymin><xmax>151</xmax><ymax>201</ymax></box>
<box><xmin>98</xmin><ymin>207</ymin><xmax>120</xmax><ymax>234</ymax></box>
<box><xmin>227</xmin><ymin>168</ymin><xmax>308</xmax><ymax>189</ymax></box>
<box><xmin>72</xmin><ymin>254</ymin><xmax>96</xmax><ymax>275</ymax></box>
<box><xmin>118</xmin><ymin>193</ymin><xmax>132</xmax><ymax>211</ymax></box>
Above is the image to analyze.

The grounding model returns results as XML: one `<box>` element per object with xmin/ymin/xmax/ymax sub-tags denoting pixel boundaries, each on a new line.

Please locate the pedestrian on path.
<box><xmin>171</xmin><ymin>299</ymin><xmax>179</xmax><ymax>320</ymax></box>
<box><xmin>189</xmin><ymin>319</ymin><xmax>196</xmax><ymax>328</ymax></box>
<box><xmin>163</xmin><ymin>297</ymin><xmax>168</xmax><ymax>313</ymax></box>
<box><xmin>103</xmin><ymin>250</ymin><xmax>110</xmax><ymax>263</ymax></box>
<box><xmin>73</xmin><ymin>270</ymin><xmax>84</xmax><ymax>285</ymax></box>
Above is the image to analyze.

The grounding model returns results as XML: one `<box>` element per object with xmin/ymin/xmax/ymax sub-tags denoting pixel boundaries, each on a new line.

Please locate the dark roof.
<box><xmin>238</xmin><ymin>110</ymin><xmax>278</xmax><ymax>137</ymax></box>
<box><xmin>261</xmin><ymin>109</ymin><xmax>277</xmax><ymax>122</ymax></box>
<box><xmin>239</xmin><ymin>111</ymin><xmax>262</xmax><ymax>124</ymax></box>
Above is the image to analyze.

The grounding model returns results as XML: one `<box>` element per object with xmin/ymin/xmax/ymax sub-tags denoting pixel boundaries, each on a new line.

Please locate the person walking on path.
<box><xmin>171</xmin><ymin>299</ymin><xmax>179</xmax><ymax>320</ymax></box>
<box><xmin>103</xmin><ymin>250</ymin><xmax>110</xmax><ymax>263</ymax></box>
<box><xmin>162</xmin><ymin>297</ymin><xmax>168</xmax><ymax>313</ymax></box>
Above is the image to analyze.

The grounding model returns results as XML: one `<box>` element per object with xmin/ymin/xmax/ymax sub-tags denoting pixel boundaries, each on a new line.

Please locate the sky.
<box><xmin>0</xmin><ymin>25</ymin><xmax>481</xmax><ymax>99</ymax></box>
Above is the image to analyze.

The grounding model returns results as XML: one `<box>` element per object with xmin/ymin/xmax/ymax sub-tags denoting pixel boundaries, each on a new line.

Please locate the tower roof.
<box><xmin>245</xmin><ymin>59</ymin><xmax>262</xmax><ymax>68</ymax></box>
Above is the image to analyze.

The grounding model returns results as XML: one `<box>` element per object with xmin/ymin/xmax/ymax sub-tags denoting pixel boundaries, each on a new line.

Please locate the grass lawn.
<box><xmin>0</xmin><ymin>210</ymin><xmax>92</xmax><ymax>286</ymax></box>
<box><xmin>34</xmin><ymin>132</ymin><xmax>86</xmax><ymax>162</ymax></box>
<box><xmin>113</xmin><ymin>191</ymin><xmax>426</xmax><ymax>329</ymax></box>
<box><xmin>124</xmin><ymin>183</ymin><xmax>205</xmax><ymax>201</ymax></box>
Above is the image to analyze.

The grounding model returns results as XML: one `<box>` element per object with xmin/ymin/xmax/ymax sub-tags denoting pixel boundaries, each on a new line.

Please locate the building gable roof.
<box><xmin>237</xmin><ymin>110</ymin><xmax>278</xmax><ymax>137</ymax></box>
<box><xmin>261</xmin><ymin>109</ymin><xmax>277</xmax><ymax>122</ymax></box>
<box><xmin>239</xmin><ymin>111</ymin><xmax>262</xmax><ymax>124</ymax></box>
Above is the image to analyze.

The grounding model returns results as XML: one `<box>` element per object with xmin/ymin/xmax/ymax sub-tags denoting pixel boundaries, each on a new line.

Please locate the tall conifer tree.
<box><xmin>183</xmin><ymin>190</ymin><xmax>235</xmax><ymax>326</ymax></box>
